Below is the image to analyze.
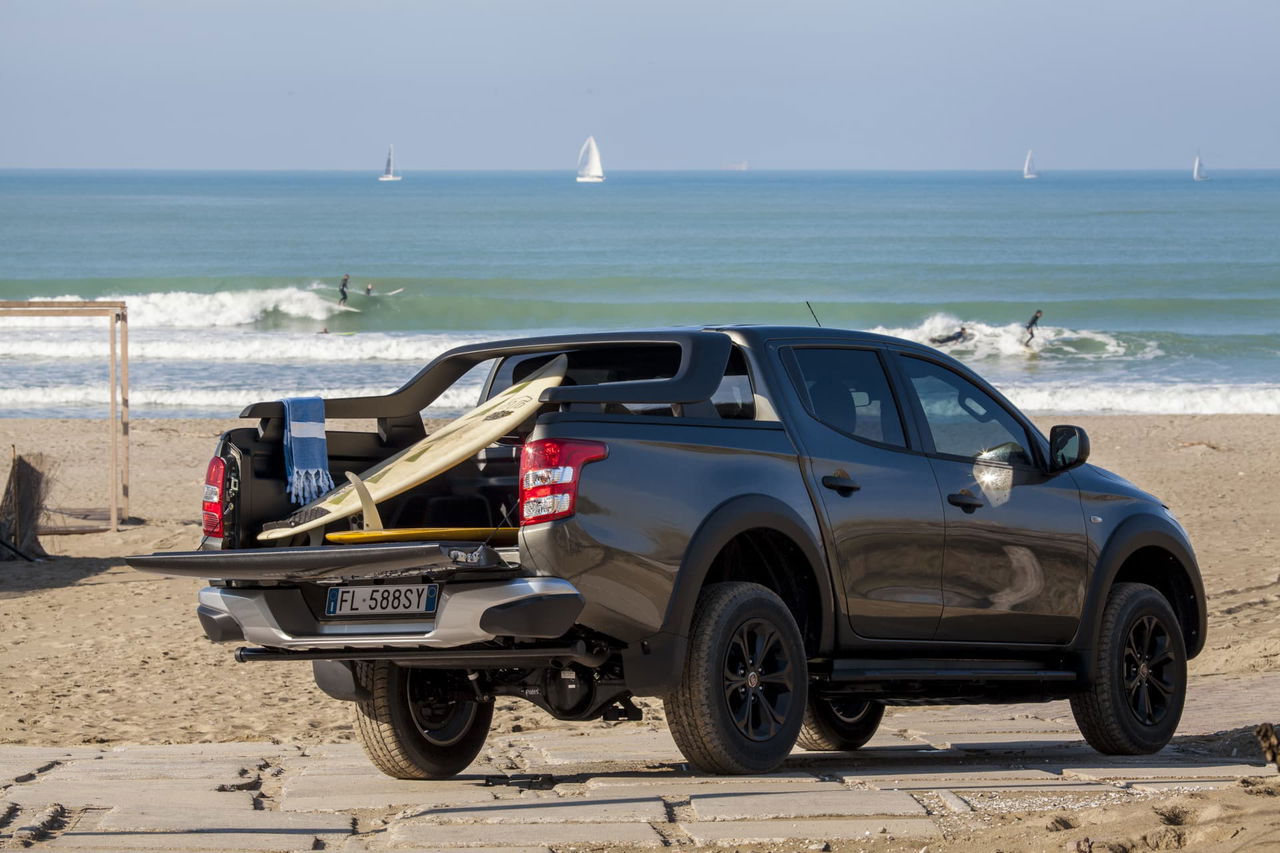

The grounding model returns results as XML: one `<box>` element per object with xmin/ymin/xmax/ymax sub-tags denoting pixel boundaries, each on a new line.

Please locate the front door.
<box><xmin>895</xmin><ymin>355</ymin><xmax>1088</xmax><ymax>644</ymax></box>
<box><xmin>783</xmin><ymin>346</ymin><xmax>946</xmax><ymax>640</ymax></box>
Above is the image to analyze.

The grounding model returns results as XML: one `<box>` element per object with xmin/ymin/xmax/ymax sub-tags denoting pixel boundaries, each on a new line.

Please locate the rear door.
<box><xmin>782</xmin><ymin>346</ymin><xmax>946</xmax><ymax>640</ymax></box>
<box><xmin>891</xmin><ymin>353</ymin><xmax>1088</xmax><ymax>644</ymax></box>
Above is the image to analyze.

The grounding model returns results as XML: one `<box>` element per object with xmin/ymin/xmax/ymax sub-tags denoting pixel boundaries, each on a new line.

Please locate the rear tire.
<box><xmin>1070</xmin><ymin>582</ymin><xmax>1187</xmax><ymax>755</ymax></box>
<box><xmin>353</xmin><ymin>662</ymin><xmax>493</xmax><ymax>779</ymax></box>
<box><xmin>797</xmin><ymin>694</ymin><xmax>884</xmax><ymax>751</ymax></box>
<box><xmin>664</xmin><ymin>582</ymin><xmax>808</xmax><ymax>774</ymax></box>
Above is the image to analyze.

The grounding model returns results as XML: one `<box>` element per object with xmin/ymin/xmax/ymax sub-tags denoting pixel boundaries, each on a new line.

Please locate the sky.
<box><xmin>1</xmin><ymin>0</ymin><xmax>1277</xmax><ymax>171</ymax></box>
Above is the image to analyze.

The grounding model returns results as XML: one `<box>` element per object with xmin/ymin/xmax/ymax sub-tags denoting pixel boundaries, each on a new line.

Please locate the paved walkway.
<box><xmin>2</xmin><ymin>673</ymin><xmax>1275</xmax><ymax>852</ymax></box>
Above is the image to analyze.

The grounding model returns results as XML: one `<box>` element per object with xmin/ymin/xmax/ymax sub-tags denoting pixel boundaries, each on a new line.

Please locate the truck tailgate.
<box><xmin>126</xmin><ymin>542</ymin><xmax>510</xmax><ymax>582</ymax></box>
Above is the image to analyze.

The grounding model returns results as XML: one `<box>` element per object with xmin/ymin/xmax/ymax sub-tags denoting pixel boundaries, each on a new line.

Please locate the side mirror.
<box><xmin>1048</xmin><ymin>425</ymin><xmax>1090</xmax><ymax>472</ymax></box>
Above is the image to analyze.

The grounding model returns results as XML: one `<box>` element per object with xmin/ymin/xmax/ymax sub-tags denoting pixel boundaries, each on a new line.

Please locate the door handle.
<box><xmin>947</xmin><ymin>491</ymin><xmax>984</xmax><ymax>512</ymax></box>
<box><xmin>821</xmin><ymin>475</ymin><xmax>861</xmax><ymax>495</ymax></box>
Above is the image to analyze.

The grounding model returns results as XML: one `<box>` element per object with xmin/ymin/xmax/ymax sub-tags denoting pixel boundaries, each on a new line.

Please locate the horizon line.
<box><xmin>3</xmin><ymin>166</ymin><xmax>1279</xmax><ymax>173</ymax></box>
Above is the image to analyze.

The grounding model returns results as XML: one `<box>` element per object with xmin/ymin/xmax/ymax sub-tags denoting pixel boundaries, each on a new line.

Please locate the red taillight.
<box><xmin>518</xmin><ymin>439</ymin><xmax>608</xmax><ymax>525</ymax></box>
<box><xmin>202</xmin><ymin>457</ymin><xmax>226</xmax><ymax>538</ymax></box>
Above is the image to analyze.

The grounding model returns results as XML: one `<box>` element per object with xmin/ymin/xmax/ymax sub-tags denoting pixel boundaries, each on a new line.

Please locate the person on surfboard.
<box><xmin>338</xmin><ymin>274</ymin><xmax>350</xmax><ymax>306</ymax></box>
<box><xmin>365</xmin><ymin>283</ymin><xmax>374</xmax><ymax>296</ymax></box>
<box><xmin>1024</xmin><ymin>310</ymin><xmax>1043</xmax><ymax>346</ymax></box>
<box><xmin>929</xmin><ymin>326</ymin><xmax>967</xmax><ymax>346</ymax></box>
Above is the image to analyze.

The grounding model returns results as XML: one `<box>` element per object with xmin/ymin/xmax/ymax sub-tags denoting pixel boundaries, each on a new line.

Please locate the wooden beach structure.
<box><xmin>0</xmin><ymin>301</ymin><xmax>130</xmax><ymax>532</ymax></box>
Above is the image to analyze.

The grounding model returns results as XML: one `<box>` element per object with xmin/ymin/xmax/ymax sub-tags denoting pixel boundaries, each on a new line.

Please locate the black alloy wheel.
<box><xmin>353</xmin><ymin>662</ymin><xmax>493</xmax><ymax>779</ymax></box>
<box><xmin>1123</xmin><ymin>614</ymin><xmax>1178</xmax><ymax>726</ymax></box>
<box><xmin>797</xmin><ymin>692</ymin><xmax>885</xmax><ymax>752</ymax></box>
<box><xmin>1071</xmin><ymin>582</ymin><xmax>1187</xmax><ymax>755</ymax></box>
<box><xmin>664</xmin><ymin>581</ymin><xmax>809</xmax><ymax>774</ymax></box>
<box><xmin>722</xmin><ymin>617</ymin><xmax>797</xmax><ymax>742</ymax></box>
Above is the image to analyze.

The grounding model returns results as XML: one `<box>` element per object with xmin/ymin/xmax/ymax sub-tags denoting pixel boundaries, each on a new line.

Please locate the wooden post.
<box><xmin>119</xmin><ymin>306</ymin><xmax>130</xmax><ymax>522</ymax></box>
<box><xmin>0</xmin><ymin>301</ymin><xmax>130</xmax><ymax>532</ymax></box>
<box><xmin>108</xmin><ymin>312</ymin><xmax>119</xmax><ymax>531</ymax></box>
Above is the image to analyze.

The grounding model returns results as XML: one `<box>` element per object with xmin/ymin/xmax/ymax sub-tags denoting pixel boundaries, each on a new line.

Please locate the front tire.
<box><xmin>1070</xmin><ymin>582</ymin><xmax>1187</xmax><ymax>755</ymax></box>
<box><xmin>797</xmin><ymin>694</ymin><xmax>884</xmax><ymax>751</ymax></box>
<box><xmin>353</xmin><ymin>662</ymin><xmax>493</xmax><ymax>779</ymax></box>
<box><xmin>664</xmin><ymin>582</ymin><xmax>808</xmax><ymax>774</ymax></box>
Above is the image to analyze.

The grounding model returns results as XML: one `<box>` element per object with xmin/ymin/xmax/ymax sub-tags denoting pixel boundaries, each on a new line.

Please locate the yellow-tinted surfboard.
<box><xmin>326</xmin><ymin>527</ymin><xmax>518</xmax><ymax>546</ymax></box>
<box><xmin>259</xmin><ymin>354</ymin><xmax>567</xmax><ymax>542</ymax></box>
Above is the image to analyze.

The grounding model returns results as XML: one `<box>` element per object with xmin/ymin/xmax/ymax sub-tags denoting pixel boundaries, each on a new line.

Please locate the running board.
<box><xmin>829</xmin><ymin>659</ymin><xmax>1078</xmax><ymax>683</ymax></box>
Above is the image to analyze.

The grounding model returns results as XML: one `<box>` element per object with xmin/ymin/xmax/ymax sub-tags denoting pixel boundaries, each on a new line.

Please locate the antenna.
<box><xmin>804</xmin><ymin>301</ymin><xmax>823</xmax><ymax>327</ymax></box>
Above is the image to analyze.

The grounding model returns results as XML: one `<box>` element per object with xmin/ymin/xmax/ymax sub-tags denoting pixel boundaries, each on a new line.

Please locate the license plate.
<box><xmin>324</xmin><ymin>584</ymin><xmax>439</xmax><ymax>617</ymax></box>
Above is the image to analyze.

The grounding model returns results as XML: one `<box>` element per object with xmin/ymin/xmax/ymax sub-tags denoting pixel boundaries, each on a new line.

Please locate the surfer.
<box><xmin>364</xmin><ymin>283</ymin><xmax>374</xmax><ymax>296</ymax></box>
<box><xmin>1024</xmin><ymin>310</ymin><xmax>1043</xmax><ymax>346</ymax></box>
<box><xmin>338</xmin><ymin>274</ymin><xmax>350</xmax><ymax>306</ymax></box>
<box><xmin>317</xmin><ymin>327</ymin><xmax>329</xmax><ymax>334</ymax></box>
<box><xmin>929</xmin><ymin>326</ymin><xmax>967</xmax><ymax>346</ymax></box>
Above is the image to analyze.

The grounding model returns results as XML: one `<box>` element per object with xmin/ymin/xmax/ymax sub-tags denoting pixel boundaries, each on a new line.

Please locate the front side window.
<box><xmin>901</xmin><ymin>357</ymin><xmax>1033</xmax><ymax>465</ymax></box>
<box><xmin>790</xmin><ymin>347</ymin><xmax>906</xmax><ymax>447</ymax></box>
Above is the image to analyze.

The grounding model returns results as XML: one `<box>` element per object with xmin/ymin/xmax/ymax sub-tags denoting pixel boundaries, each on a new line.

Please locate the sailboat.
<box><xmin>1022</xmin><ymin>149</ymin><xmax>1039</xmax><ymax>180</ymax></box>
<box><xmin>576</xmin><ymin>136</ymin><xmax>604</xmax><ymax>183</ymax></box>
<box><xmin>378</xmin><ymin>145</ymin><xmax>402</xmax><ymax>182</ymax></box>
<box><xmin>1192</xmin><ymin>152</ymin><xmax>1209</xmax><ymax>182</ymax></box>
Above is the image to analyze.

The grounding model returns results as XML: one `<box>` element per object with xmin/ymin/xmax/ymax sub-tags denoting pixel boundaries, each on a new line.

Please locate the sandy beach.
<box><xmin>1</xmin><ymin>414</ymin><xmax>1277</xmax><ymax>851</ymax></box>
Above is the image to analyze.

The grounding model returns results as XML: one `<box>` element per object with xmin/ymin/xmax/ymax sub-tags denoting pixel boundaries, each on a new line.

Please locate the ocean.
<box><xmin>1</xmin><ymin>170</ymin><xmax>1277</xmax><ymax>418</ymax></box>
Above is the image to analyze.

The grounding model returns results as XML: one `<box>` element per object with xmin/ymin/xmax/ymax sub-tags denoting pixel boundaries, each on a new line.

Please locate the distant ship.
<box><xmin>378</xmin><ymin>145</ymin><xmax>402</xmax><ymax>182</ymax></box>
<box><xmin>1023</xmin><ymin>149</ymin><xmax>1039</xmax><ymax>180</ymax></box>
<box><xmin>1193</xmin><ymin>152</ymin><xmax>1209</xmax><ymax>182</ymax></box>
<box><xmin>576</xmin><ymin>136</ymin><xmax>604</xmax><ymax>183</ymax></box>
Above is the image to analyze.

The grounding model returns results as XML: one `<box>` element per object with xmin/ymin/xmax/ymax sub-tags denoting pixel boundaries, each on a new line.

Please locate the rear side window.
<box><xmin>900</xmin><ymin>356</ymin><xmax>1033</xmax><ymax>465</ymax></box>
<box><xmin>790</xmin><ymin>348</ymin><xmax>906</xmax><ymax>447</ymax></box>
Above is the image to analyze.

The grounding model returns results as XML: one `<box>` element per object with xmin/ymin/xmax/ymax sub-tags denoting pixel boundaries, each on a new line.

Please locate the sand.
<box><xmin>0</xmin><ymin>414</ymin><xmax>1277</xmax><ymax>849</ymax></box>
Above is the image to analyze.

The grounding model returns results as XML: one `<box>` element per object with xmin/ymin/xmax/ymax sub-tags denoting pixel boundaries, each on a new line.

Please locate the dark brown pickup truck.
<box><xmin>130</xmin><ymin>326</ymin><xmax>1206</xmax><ymax>778</ymax></box>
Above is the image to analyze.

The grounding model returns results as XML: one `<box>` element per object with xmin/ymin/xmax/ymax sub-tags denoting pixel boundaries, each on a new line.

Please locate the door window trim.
<box><xmin>886</xmin><ymin>349</ymin><xmax>1047</xmax><ymax>471</ymax></box>
<box><xmin>780</xmin><ymin>344</ymin><xmax>919</xmax><ymax>453</ymax></box>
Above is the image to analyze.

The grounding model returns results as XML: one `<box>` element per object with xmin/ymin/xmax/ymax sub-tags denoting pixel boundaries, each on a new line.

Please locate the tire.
<box><xmin>664</xmin><ymin>582</ymin><xmax>808</xmax><ymax>774</ymax></box>
<box><xmin>797</xmin><ymin>694</ymin><xmax>885</xmax><ymax>751</ymax></box>
<box><xmin>352</xmin><ymin>662</ymin><xmax>493</xmax><ymax>779</ymax></box>
<box><xmin>1070</xmin><ymin>582</ymin><xmax>1187</xmax><ymax>755</ymax></box>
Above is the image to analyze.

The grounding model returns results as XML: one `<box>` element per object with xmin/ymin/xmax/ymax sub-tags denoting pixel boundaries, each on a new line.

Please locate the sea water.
<box><xmin>0</xmin><ymin>170</ymin><xmax>1277</xmax><ymax>418</ymax></box>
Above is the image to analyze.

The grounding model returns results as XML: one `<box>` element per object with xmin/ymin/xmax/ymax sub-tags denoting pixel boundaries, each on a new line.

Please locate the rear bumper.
<box><xmin>197</xmin><ymin>577</ymin><xmax>584</xmax><ymax>650</ymax></box>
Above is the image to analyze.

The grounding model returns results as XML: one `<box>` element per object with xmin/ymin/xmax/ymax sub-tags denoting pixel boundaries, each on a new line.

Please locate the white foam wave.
<box><xmin>868</xmin><ymin>314</ymin><xmax>1160</xmax><ymax>362</ymax></box>
<box><xmin>0</xmin><ymin>383</ymin><xmax>485</xmax><ymax>413</ymax></box>
<box><xmin>1</xmin><ymin>380</ymin><xmax>1275</xmax><ymax>416</ymax></box>
<box><xmin>0</xmin><ymin>330</ymin><xmax>494</xmax><ymax>362</ymax></box>
<box><xmin>0</xmin><ymin>288</ymin><xmax>339</xmax><ymax>328</ymax></box>
<box><xmin>999</xmin><ymin>382</ymin><xmax>1280</xmax><ymax>415</ymax></box>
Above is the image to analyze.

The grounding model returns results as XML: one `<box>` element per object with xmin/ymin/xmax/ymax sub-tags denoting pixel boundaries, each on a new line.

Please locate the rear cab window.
<box><xmin>485</xmin><ymin>343</ymin><xmax>757</xmax><ymax>421</ymax></box>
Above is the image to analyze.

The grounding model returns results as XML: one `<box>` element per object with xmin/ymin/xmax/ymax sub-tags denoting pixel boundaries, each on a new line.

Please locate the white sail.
<box><xmin>1192</xmin><ymin>153</ymin><xmax>1208</xmax><ymax>182</ymax></box>
<box><xmin>1023</xmin><ymin>149</ymin><xmax>1039</xmax><ymax>179</ymax></box>
<box><xmin>378</xmin><ymin>144</ymin><xmax>402</xmax><ymax>181</ymax></box>
<box><xmin>576</xmin><ymin>136</ymin><xmax>604</xmax><ymax>182</ymax></box>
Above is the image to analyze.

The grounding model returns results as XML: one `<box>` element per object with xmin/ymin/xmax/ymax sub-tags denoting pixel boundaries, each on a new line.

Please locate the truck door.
<box><xmin>893</xmin><ymin>354</ymin><xmax>1088</xmax><ymax>644</ymax></box>
<box><xmin>782</xmin><ymin>346</ymin><xmax>946</xmax><ymax>640</ymax></box>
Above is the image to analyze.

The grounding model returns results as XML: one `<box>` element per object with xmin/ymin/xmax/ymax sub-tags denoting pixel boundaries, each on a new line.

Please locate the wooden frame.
<box><xmin>0</xmin><ymin>301</ymin><xmax>130</xmax><ymax>531</ymax></box>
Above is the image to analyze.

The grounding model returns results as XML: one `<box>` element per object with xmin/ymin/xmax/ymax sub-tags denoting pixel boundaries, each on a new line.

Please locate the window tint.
<box><xmin>791</xmin><ymin>348</ymin><xmax>906</xmax><ymax>447</ymax></box>
<box><xmin>902</xmin><ymin>357</ymin><xmax>1033</xmax><ymax>465</ymax></box>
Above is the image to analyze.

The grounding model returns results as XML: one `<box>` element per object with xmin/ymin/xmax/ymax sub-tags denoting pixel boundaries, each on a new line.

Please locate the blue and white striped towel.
<box><xmin>282</xmin><ymin>397</ymin><xmax>336</xmax><ymax>505</ymax></box>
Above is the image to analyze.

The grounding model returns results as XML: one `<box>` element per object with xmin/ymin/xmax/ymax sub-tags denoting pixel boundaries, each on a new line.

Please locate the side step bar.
<box><xmin>829</xmin><ymin>659</ymin><xmax>1077</xmax><ymax>683</ymax></box>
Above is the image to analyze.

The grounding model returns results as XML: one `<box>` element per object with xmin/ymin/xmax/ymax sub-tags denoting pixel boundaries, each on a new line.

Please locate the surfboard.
<box><xmin>328</xmin><ymin>301</ymin><xmax>363</xmax><ymax>313</ymax></box>
<box><xmin>258</xmin><ymin>354</ymin><xmax>567</xmax><ymax>542</ymax></box>
<box><xmin>326</xmin><ymin>527</ymin><xmax>519</xmax><ymax>546</ymax></box>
